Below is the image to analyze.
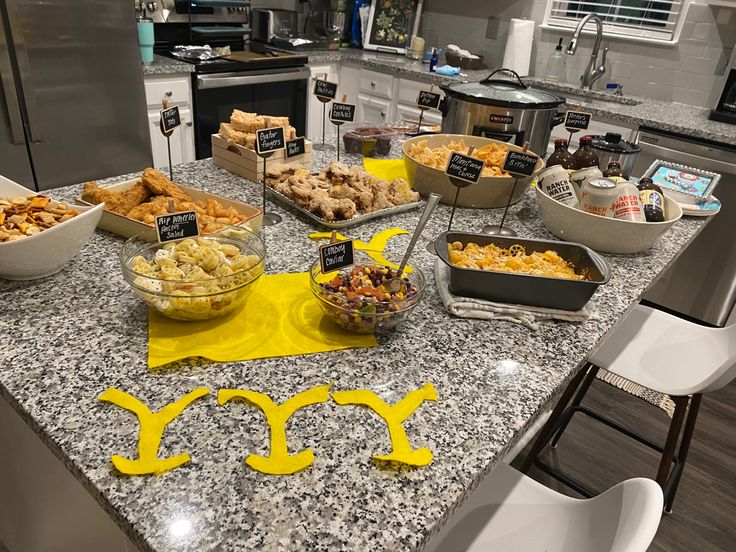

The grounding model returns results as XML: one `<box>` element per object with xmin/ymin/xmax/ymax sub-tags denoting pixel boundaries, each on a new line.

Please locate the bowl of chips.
<box><xmin>0</xmin><ymin>175</ymin><xmax>104</xmax><ymax>281</ymax></box>
<box><xmin>402</xmin><ymin>134</ymin><xmax>544</xmax><ymax>208</ymax></box>
<box><xmin>120</xmin><ymin>230</ymin><xmax>265</xmax><ymax>321</ymax></box>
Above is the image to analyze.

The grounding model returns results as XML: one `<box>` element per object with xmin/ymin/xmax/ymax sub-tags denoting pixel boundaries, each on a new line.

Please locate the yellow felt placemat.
<box><xmin>148</xmin><ymin>272</ymin><xmax>377</xmax><ymax>369</ymax></box>
<box><xmin>363</xmin><ymin>158</ymin><xmax>409</xmax><ymax>183</ymax></box>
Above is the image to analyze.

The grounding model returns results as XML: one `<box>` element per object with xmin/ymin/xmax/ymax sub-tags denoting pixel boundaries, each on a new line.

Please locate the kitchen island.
<box><xmin>0</xmin><ymin>147</ymin><xmax>704</xmax><ymax>551</ymax></box>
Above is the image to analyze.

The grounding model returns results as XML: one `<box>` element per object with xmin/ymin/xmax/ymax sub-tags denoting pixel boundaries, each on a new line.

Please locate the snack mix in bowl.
<box><xmin>120</xmin><ymin>231</ymin><xmax>265</xmax><ymax>321</ymax></box>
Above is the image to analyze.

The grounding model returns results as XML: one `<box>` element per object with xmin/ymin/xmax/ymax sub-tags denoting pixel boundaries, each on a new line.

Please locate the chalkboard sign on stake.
<box><xmin>564</xmin><ymin>110</ymin><xmax>592</xmax><ymax>146</ymax></box>
<box><xmin>314</xmin><ymin>79</ymin><xmax>338</xmax><ymax>100</ymax></box>
<box><xmin>314</xmin><ymin>73</ymin><xmax>336</xmax><ymax>152</ymax></box>
<box><xmin>255</xmin><ymin>125</ymin><xmax>286</xmax><ymax>227</ymax></box>
<box><xmin>286</xmin><ymin>137</ymin><xmax>306</xmax><ymax>158</ymax></box>
<box><xmin>415</xmin><ymin>85</ymin><xmax>441</xmax><ymax>133</ymax></box>
<box><xmin>319</xmin><ymin>239</ymin><xmax>355</xmax><ymax>274</ymax></box>
<box><xmin>444</xmin><ymin>146</ymin><xmax>483</xmax><ymax>232</ymax></box>
<box><xmin>330</xmin><ymin>95</ymin><xmax>355</xmax><ymax>161</ymax></box>
<box><xmin>158</xmin><ymin>99</ymin><xmax>179</xmax><ymax>181</ymax></box>
<box><xmin>155</xmin><ymin>210</ymin><xmax>199</xmax><ymax>243</ymax></box>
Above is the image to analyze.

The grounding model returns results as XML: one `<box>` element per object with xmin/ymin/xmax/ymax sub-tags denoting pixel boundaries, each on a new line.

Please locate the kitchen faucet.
<box><xmin>566</xmin><ymin>13</ymin><xmax>609</xmax><ymax>90</ymax></box>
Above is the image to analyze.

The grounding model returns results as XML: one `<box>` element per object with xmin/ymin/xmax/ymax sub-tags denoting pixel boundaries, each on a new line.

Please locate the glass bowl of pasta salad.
<box><xmin>309</xmin><ymin>253</ymin><xmax>426</xmax><ymax>334</ymax></box>
<box><xmin>120</xmin><ymin>229</ymin><xmax>265</xmax><ymax>321</ymax></box>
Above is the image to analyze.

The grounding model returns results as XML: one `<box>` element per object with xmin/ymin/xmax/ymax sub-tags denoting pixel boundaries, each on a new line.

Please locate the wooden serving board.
<box><xmin>76</xmin><ymin>179</ymin><xmax>263</xmax><ymax>239</ymax></box>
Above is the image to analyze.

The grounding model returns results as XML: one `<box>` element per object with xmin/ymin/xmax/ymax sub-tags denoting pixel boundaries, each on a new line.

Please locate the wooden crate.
<box><xmin>76</xmin><ymin>178</ymin><xmax>262</xmax><ymax>239</ymax></box>
<box><xmin>211</xmin><ymin>134</ymin><xmax>313</xmax><ymax>182</ymax></box>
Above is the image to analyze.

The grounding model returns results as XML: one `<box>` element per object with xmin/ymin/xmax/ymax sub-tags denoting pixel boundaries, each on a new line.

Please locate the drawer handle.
<box><xmin>380</xmin><ymin>111</ymin><xmax>386</xmax><ymax>117</ymax></box>
<box><xmin>370</xmin><ymin>81</ymin><xmax>376</xmax><ymax>87</ymax></box>
<box><xmin>186</xmin><ymin>121</ymin><xmax>193</xmax><ymax>127</ymax></box>
<box><xmin>165</xmin><ymin>91</ymin><xmax>173</xmax><ymax>97</ymax></box>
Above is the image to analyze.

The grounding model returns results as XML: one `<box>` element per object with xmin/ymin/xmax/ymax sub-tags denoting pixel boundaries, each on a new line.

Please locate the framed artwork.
<box><xmin>363</xmin><ymin>0</ymin><xmax>423</xmax><ymax>54</ymax></box>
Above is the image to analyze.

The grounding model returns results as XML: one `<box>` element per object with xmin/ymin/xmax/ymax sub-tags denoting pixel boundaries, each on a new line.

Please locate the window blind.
<box><xmin>545</xmin><ymin>1</ymin><xmax>683</xmax><ymax>41</ymax></box>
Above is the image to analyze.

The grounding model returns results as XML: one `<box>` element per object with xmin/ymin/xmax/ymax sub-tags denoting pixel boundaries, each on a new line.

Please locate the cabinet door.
<box><xmin>395</xmin><ymin>103</ymin><xmax>443</xmax><ymax>127</ymax></box>
<box><xmin>357</xmin><ymin>94</ymin><xmax>391</xmax><ymax>124</ymax></box>
<box><xmin>147</xmin><ymin>107</ymin><xmax>194</xmax><ymax>168</ymax></box>
<box><xmin>308</xmin><ymin>63</ymin><xmax>339</xmax><ymax>142</ymax></box>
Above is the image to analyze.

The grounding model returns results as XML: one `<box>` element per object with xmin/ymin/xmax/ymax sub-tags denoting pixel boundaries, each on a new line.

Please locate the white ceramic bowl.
<box><xmin>402</xmin><ymin>134</ymin><xmax>545</xmax><ymax>208</ymax></box>
<box><xmin>0</xmin><ymin>176</ymin><xmax>103</xmax><ymax>280</ymax></box>
<box><xmin>535</xmin><ymin>185</ymin><xmax>683</xmax><ymax>254</ymax></box>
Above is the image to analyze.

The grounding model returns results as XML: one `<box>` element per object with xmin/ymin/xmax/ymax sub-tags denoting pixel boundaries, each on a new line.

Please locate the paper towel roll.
<box><xmin>502</xmin><ymin>18</ymin><xmax>535</xmax><ymax>77</ymax></box>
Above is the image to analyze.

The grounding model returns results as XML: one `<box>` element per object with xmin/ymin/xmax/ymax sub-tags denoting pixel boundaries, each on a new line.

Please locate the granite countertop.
<box><xmin>142</xmin><ymin>54</ymin><xmax>194</xmax><ymax>76</ymax></box>
<box><xmin>0</xmin><ymin>147</ymin><xmax>704</xmax><ymax>551</ymax></box>
<box><xmin>307</xmin><ymin>49</ymin><xmax>736</xmax><ymax>147</ymax></box>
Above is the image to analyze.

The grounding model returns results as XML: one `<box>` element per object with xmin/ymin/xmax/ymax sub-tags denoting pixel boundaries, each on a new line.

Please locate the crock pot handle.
<box><xmin>480</xmin><ymin>68</ymin><xmax>528</xmax><ymax>89</ymax></box>
<box><xmin>551</xmin><ymin>111</ymin><xmax>565</xmax><ymax>129</ymax></box>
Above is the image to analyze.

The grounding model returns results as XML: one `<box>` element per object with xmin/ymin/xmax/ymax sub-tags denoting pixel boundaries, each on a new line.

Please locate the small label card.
<box><xmin>330</xmin><ymin>102</ymin><xmax>356</xmax><ymax>123</ymax></box>
<box><xmin>503</xmin><ymin>150</ymin><xmax>539</xmax><ymax>177</ymax></box>
<box><xmin>255</xmin><ymin>126</ymin><xmax>286</xmax><ymax>156</ymax></box>
<box><xmin>564</xmin><ymin>110</ymin><xmax>592</xmax><ymax>132</ymax></box>
<box><xmin>155</xmin><ymin>210</ymin><xmax>199</xmax><ymax>243</ymax></box>
<box><xmin>160</xmin><ymin>105</ymin><xmax>181</xmax><ymax>135</ymax></box>
<box><xmin>445</xmin><ymin>152</ymin><xmax>485</xmax><ymax>185</ymax></box>
<box><xmin>417</xmin><ymin>90</ymin><xmax>442</xmax><ymax>110</ymax></box>
<box><xmin>314</xmin><ymin>79</ymin><xmax>338</xmax><ymax>100</ymax></box>
<box><xmin>319</xmin><ymin>240</ymin><xmax>355</xmax><ymax>273</ymax></box>
<box><xmin>286</xmin><ymin>137</ymin><xmax>306</xmax><ymax>158</ymax></box>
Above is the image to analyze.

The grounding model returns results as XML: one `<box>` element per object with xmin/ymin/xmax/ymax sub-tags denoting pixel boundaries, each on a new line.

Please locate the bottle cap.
<box><xmin>554</xmin><ymin>138</ymin><xmax>568</xmax><ymax>147</ymax></box>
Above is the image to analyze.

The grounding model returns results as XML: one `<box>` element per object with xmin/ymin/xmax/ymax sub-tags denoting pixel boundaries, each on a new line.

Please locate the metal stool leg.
<box><xmin>550</xmin><ymin>365</ymin><xmax>601</xmax><ymax>448</ymax></box>
<box><xmin>664</xmin><ymin>394</ymin><xmax>702</xmax><ymax>514</ymax></box>
<box><xmin>655</xmin><ymin>396</ymin><xmax>689</xmax><ymax>497</ymax></box>
<box><xmin>520</xmin><ymin>363</ymin><xmax>593</xmax><ymax>473</ymax></box>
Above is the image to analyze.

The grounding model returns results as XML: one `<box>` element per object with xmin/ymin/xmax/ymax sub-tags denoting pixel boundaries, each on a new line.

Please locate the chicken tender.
<box><xmin>141</xmin><ymin>168</ymin><xmax>191</xmax><ymax>201</ymax></box>
<box><xmin>82</xmin><ymin>181</ymin><xmax>151</xmax><ymax>215</ymax></box>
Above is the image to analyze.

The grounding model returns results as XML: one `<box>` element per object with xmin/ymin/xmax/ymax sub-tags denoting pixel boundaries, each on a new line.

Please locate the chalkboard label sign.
<box><xmin>564</xmin><ymin>110</ymin><xmax>592</xmax><ymax>132</ymax></box>
<box><xmin>503</xmin><ymin>150</ymin><xmax>539</xmax><ymax>177</ymax></box>
<box><xmin>314</xmin><ymin>79</ymin><xmax>338</xmax><ymax>100</ymax></box>
<box><xmin>160</xmin><ymin>105</ymin><xmax>181</xmax><ymax>135</ymax></box>
<box><xmin>319</xmin><ymin>240</ymin><xmax>355</xmax><ymax>273</ymax></box>
<box><xmin>330</xmin><ymin>102</ymin><xmax>356</xmax><ymax>123</ymax></box>
<box><xmin>417</xmin><ymin>90</ymin><xmax>442</xmax><ymax>110</ymax></box>
<box><xmin>286</xmin><ymin>137</ymin><xmax>306</xmax><ymax>158</ymax></box>
<box><xmin>155</xmin><ymin>210</ymin><xmax>200</xmax><ymax>243</ymax></box>
<box><xmin>445</xmin><ymin>152</ymin><xmax>485</xmax><ymax>185</ymax></box>
<box><xmin>255</xmin><ymin>126</ymin><xmax>286</xmax><ymax>156</ymax></box>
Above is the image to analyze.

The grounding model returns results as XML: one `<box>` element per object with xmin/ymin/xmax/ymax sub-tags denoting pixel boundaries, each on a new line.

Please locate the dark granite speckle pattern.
<box><xmin>142</xmin><ymin>54</ymin><xmax>194</xmax><ymax>76</ymax></box>
<box><xmin>307</xmin><ymin>49</ymin><xmax>736</xmax><ymax>147</ymax></box>
<box><xmin>0</xmin><ymin>145</ymin><xmax>705</xmax><ymax>551</ymax></box>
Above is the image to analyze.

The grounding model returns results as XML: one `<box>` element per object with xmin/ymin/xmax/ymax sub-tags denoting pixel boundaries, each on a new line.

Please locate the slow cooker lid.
<box><xmin>443</xmin><ymin>68</ymin><xmax>565</xmax><ymax>110</ymax></box>
<box><xmin>590</xmin><ymin>133</ymin><xmax>642</xmax><ymax>154</ymax></box>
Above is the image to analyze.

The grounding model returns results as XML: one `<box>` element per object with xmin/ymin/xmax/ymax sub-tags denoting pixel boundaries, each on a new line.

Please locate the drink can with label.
<box><xmin>570</xmin><ymin>167</ymin><xmax>603</xmax><ymax>196</ymax></box>
<box><xmin>537</xmin><ymin>165</ymin><xmax>580</xmax><ymax>207</ymax></box>
<box><xmin>611</xmin><ymin>181</ymin><xmax>646</xmax><ymax>222</ymax></box>
<box><xmin>580</xmin><ymin>177</ymin><xmax>617</xmax><ymax>218</ymax></box>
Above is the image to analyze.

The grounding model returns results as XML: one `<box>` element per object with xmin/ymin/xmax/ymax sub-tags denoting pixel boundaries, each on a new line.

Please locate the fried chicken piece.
<box><xmin>328</xmin><ymin>184</ymin><xmax>359</xmax><ymax>202</ymax></box>
<box><xmin>387</xmin><ymin>178</ymin><xmax>420</xmax><ymax>205</ymax></box>
<box><xmin>126</xmin><ymin>196</ymin><xmax>196</xmax><ymax>225</ymax></box>
<box><xmin>82</xmin><ymin>181</ymin><xmax>151</xmax><ymax>215</ymax></box>
<box><xmin>373</xmin><ymin>190</ymin><xmax>392</xmax><ymax>211</ymax></box>
<box><xmin>308</xmin><ymin>196</ymin><xmax>356</xmax><ymax>221</ymax></box>
<box><xmin>141</xmin><ymin>168</ymin><xmax>191</xmax><ymax>202</ymax></box>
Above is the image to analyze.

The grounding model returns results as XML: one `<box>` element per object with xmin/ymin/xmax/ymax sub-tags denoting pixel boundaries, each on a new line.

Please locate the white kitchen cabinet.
<box><xmin>307</xmin><ymin>63</ymin><xmax>340</xmax><ymax>143</ymax></box>
<box><xmin>394</xmin><ymin>103</ymin><xmax>443</xmax><ymax>127</ymax></box>
<box><xmin>143</xmin><ymin>74</ymin><xmax>195</xmax><ymax>167</ymax></box>
<box><xmin>357</xmin><ymin>94</ymin><xmax>392</xmax><ymax>124</ymax></box>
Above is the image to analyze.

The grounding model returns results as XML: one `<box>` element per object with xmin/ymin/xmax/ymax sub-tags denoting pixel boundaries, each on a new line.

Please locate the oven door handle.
<box><xmin>197</xmin><ymin>68</ymin><xmax>311</xmax><ymax>89</ymax></box>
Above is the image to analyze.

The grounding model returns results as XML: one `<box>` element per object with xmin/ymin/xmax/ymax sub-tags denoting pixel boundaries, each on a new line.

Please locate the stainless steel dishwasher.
<box><xmin>633</xmin><ymin>128</ymin><xmax>736</xmax><ymax>327</ymax></box>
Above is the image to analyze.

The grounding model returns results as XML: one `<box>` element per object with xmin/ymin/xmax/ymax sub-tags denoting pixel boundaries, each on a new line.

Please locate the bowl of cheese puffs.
<box><xmin>120</xmin><ymin>229</ymin><xmax>265</xmax><ymax>321</ymax></box>
<box><xmin>402</xmin><ymin>134</ymin><xmax>544</xmax><ymax>208</ymax></box>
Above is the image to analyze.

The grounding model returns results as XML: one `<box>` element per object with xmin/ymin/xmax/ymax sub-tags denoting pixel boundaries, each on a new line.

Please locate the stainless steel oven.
<box><xmin>192</xmin><ymin>66</ymin><xmax>309</xmax><ymax>158</ymax></box>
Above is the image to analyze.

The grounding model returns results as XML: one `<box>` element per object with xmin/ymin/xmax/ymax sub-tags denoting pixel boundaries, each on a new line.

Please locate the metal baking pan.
<box><xmin>435</xmin><ymin>231</ymin><xmax>611</xmax><ymax>311</ymax></box>
<box><xmin>266</xmin><ymin>187</ymin><xmax>422</xmax><ymax>229</ymax></box>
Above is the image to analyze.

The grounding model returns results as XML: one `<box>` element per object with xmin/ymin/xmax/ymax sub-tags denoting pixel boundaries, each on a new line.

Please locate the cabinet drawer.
<box><xmin>360</xmin><ymin>71</ymin><xmax>394</xmax><ymax>100</ymax></box>
<box><xmin>395</xmin><ymin>103</ymin><xmax>443</xmax><ymax>126</ymax></box>
<box><xmin>397</xmin><ymin>78</ymin><xmax>445</xmax><ymax>106</ymax></box>
<box><xmin>144</xmin><ymin>75</ymin><xmax>192</xmax><ymax>109</ymax></box>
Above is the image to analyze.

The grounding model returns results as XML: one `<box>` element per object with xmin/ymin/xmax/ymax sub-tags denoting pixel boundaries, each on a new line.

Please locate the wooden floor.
<box><xmin>511</xmin><ymin>377</ymin><xmax>736</xmax><ymax>552</ymax></box>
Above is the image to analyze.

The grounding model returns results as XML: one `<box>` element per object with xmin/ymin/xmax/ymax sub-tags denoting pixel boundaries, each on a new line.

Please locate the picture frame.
<box><xmin>641</xmin><ymin>159</ymin><xmax>721</xmax><ymax>205</ymax></box>
<box><xmin>363</xmin><ymin>0</ymin><xmax>423</xmax><ymax>54</ymax></box>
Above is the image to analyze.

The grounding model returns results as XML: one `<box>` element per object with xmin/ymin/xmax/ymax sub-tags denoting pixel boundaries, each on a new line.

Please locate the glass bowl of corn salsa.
<box><xmin>309</xmin><ymin>256</ymin><xmax>425</xmax><ymax>334</ymax></box>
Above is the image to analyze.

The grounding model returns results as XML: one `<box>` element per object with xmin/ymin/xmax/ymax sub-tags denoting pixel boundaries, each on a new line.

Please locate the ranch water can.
<box><xmin>580</xmin><ymin>177</ymin><xmax>618</xmax><ymax>218</ymax></box>
<box><xmin>570</xmin><ymin>167</ymin><xmax>603</xmax><ymax>197</ymax></box>
<box><xmin>537</xmin><ymin>165</ymin><xmax>580</xmax><ymax>207</ymax></box>
<box><xmin>611</xmin><ymin>181</ymin><xmax>646</xmax><ymax>222</ymax></box>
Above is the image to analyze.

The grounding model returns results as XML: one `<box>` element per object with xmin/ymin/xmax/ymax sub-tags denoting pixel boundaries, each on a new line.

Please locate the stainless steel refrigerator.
<box><xmin>0</xmin><ymin>0</ymin><xmax>152</xmax><ymax>192</ymax></box>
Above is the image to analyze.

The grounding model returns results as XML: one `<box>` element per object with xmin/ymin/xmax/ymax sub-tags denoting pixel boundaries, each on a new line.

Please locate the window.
<box><xmin>544</xmin><ymin>0</ymin><xmax>689</xmax><ymax>43</ymax></box>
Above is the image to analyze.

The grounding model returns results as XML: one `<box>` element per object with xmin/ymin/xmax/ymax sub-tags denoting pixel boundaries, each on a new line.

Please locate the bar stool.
<box><xmin>521</xmin><ymin>304</ymin><xmax>736</xmax><ymax>513</ymax></box>
<box><xmin>423</xmin><ymin>462</ymin><xmax>663</xmax><ymax>552</ymax></box>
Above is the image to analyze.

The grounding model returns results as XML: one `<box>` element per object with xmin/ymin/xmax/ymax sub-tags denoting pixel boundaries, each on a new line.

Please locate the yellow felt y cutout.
<box><xmin>98</xmin><ymin>387</ymin><xmax>210</xmax><ymax>475</ymax></box>
<box><xmin>332</xmin><ymin>383</ymin><xmax>437</xmax><ymax>467</ymax></box>
<box><xmin>308</xmin><ymin>228</ymin><xmax>411</xmax><ymax>271</ymax></box>
<box><xmin>218</xmin><ymin>385</ymin><xmax>331</xmax><ymax>475</ymax></box>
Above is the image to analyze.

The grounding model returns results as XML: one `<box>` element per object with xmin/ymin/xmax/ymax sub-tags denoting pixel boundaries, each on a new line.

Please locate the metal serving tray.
<box><xmin>266</xmin><ymin>187</ymin><xmax>423</xmax><ymax>229</ymax></box>
<box><xmin>435</xmin><ymin>231</ymin><xmax>611</xmax><ymax>311</ymax></box>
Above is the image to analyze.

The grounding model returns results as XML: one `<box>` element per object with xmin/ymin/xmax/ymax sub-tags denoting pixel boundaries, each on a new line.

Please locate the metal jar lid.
<box><xmin>441</xmin><ymin>68</ymin><xmax>565</xmax><ymax>110</ymax></box>
<box><xmin>587</xmin><ymin>177</ymin><xmax>617</xmax><ymax>189</ymax></box>
<box><xmin>589</xmin><ymin>133</ymin><xmax>642</xmax><ymax>155</ymax></box>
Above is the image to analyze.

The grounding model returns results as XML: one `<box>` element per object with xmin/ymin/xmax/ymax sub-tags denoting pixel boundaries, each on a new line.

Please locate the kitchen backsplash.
<box><xmin>420</xmin><ymin>0</ymin><xmax>736</xmax><ymax>108</ymax></box>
